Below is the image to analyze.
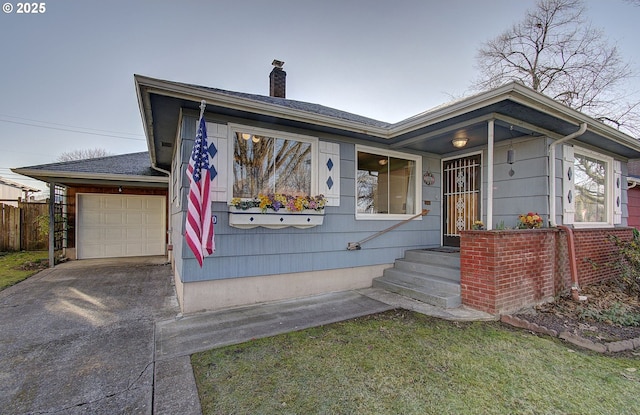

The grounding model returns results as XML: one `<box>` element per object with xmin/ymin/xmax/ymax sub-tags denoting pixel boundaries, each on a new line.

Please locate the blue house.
<box><xmin>15</xmin><ymin>63</ymin><xmax>640</xmax><ymax>314</ymax></box>
<box><xmin>133</xmin><ymin>63</ymin><xmax>640</xmax><ymax>313</ymax></box>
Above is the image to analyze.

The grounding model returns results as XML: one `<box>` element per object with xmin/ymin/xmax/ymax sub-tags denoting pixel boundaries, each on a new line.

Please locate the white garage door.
<box><xmin>77</xmin><ymin>194</ymin><xmax>166</xmax><ymax>259</ymax></box>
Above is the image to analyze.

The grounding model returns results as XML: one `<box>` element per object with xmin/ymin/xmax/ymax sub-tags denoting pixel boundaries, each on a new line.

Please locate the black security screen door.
<box><xmin>443</xmin><ymin>155</ymin><xmax>481</xmax><ymax>247</ymax></box>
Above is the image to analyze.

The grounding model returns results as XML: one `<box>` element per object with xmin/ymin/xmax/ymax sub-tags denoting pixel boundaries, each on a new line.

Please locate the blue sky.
<box><xmin>1</xmin><ymin>0</ymin><xmax>638</xmax><ymax>192</ymax></box>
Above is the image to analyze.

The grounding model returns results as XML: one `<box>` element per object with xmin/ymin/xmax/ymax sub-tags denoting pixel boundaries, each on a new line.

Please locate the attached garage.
<box><xmin>12</xmin><ymin>152</ymin><xmax>170</xmax><ymax>264</ymax></box>
<box><xmin>77</xmin><ymin>194</ymin><xmax>166</xmax><ymax>259</ymax></box>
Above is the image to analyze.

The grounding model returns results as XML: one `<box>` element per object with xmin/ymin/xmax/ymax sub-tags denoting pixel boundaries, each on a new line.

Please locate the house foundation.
<box><xmin>174</xmin><ymin>264</ymin><xmax>392</xmax><ymax>314</ymax></box>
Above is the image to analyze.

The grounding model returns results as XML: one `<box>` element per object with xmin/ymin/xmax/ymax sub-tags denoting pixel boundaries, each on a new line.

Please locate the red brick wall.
<box><xmin>572</xmin><ymin>228</ymin><xmax>632</xmax><ymax>287</ymax></box>
<box><xmin>460</xmin><ymin>228</ymin><xmax>632</xmax><ymax>315</ymax></box>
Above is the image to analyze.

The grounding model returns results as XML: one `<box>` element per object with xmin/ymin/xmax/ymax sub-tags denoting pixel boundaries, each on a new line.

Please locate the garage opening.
<box><xmin>77</xmin><ymin>194</ymin><xmax>166</xmax><ymax>259</ymax></box>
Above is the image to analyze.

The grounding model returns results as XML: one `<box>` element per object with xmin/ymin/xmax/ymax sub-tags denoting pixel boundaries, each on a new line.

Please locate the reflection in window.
<box><xmin>233</xmin><ymin>132</ymin><xmax>312</xmax><ymax>197</ymax></box>
<box><xmin>574</xmin><ymin>154</ymin><xmax>606</xmax><ymax>223</ymax></box>
<box><xmin>357</xmin><ymin>151</ymin><xmax>416</xmax><ymax>215</ymax></box>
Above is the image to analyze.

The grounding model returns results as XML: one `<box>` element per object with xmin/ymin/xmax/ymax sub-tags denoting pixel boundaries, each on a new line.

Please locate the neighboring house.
<box><xmin>0</xmin><ymin>177</ymin><xmax>40</xmax><ymax>206</ymax></box>
<box><xmin>626</xmin><ymin>159</ymin><xmax>640</xmax><ymax>229</ymax></box>
<box><xmin>14</xmin><ymin>65</ymin><xmax>640</xmax><ymax>315</ymax></box>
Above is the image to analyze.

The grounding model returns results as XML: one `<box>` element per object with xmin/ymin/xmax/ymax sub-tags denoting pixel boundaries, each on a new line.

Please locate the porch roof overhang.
<box><xmin>10</xmin><ymin>169</ymin><xmax>169</xmax><ymax>188</ymax></box>
<box><xmin>135</xmin><ymin>75</ymin><xmax>640</xmax><ymax>171</ymax></box>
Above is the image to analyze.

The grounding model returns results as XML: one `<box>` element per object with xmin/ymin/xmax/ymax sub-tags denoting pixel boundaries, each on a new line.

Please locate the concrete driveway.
<box><xmin>0</xmin><ymin>257</ymin><xmax>179</xmax><ymax>415</ymax></box>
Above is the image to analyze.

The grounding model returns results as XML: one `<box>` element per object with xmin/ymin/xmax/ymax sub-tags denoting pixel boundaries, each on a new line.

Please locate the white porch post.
<box><xmin>486</xmin><ymin>120</ymin><xmax>494</xmax><ymax>230</ymax></box>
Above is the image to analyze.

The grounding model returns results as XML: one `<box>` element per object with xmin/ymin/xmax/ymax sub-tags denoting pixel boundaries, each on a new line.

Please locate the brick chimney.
<box><xmin>269</xmin><ymin>59</ymin><xmax>286</xmax><ymax>98</ymax></box>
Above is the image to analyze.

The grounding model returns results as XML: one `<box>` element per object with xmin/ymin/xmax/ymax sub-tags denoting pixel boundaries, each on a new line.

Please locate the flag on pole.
<box><xmin>185</xmin><ymin>104</ymin><xmax>215</xmax><ymax>266</ymax></box>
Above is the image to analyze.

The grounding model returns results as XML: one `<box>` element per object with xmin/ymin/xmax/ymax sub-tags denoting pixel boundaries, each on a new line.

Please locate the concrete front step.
<box><xmin>379</xmin><ymin>268</ymin><xmax>460</xmax><ymax>294</ymax></box>
<box><xmin>372</xmin><ymin>248</ymin><xmax>462</xmax><ymax>309</ymax></box>
<box><xmin>393</xmin><ymin>259</ymin><xmax>460</xmax><ymax>282</ymax></box>
<box><xmin>405</xmin><ymin>249</ymin><xmax>460</xmax><ymax>269</ymax></box>
<box><xmin>373</xmin><ymin>275</ymin><xmax>461</xmax><ymax>308</ymax></box>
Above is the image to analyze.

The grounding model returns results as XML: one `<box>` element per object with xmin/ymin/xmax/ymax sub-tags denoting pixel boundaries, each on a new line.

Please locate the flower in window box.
<box><xmin>230</xmin><ymin>194</ymin><xmax>327</xmax><ymax>213</ymax></box>
<box><xmin>518</xmin><ymin>212</ymin><xmax>543</xmax><ymax>229</ymax></box>
<box><xmin>472</xmin><ymin>220</ymin><xmax>485</xmax><ymax>230</ymax></box>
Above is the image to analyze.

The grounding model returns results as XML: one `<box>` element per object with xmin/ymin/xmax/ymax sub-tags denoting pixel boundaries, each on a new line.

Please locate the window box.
<box><xmin>228</xmin><ymin>207</ymin><xmax>324</xmax><ymax>229</ymax></box>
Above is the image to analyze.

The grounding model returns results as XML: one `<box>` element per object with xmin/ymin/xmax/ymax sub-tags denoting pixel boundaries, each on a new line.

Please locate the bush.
<box><xmin>609</xmin><ymin>228</ymin><xmax>640</xmax><ymax>294</ymax></box>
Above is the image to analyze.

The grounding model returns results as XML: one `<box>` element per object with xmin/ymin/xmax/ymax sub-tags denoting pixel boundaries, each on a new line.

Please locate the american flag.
<box><xmin>185</xmin><ymin>116</ymin><xmax>216</xmax><ymax>266</ymax></box>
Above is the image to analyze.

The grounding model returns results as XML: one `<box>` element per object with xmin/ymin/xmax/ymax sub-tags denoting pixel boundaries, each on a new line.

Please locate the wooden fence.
<box><xmin>0</xmin><ymin>201</ymin><xmax>48</xmax><ymax>251</ymax></box>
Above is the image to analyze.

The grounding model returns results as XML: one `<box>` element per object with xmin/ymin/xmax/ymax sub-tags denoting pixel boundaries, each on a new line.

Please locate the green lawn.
<box><xmin>192</xmin><ymin>310</ymin><xmax>640</xmax><ymax>415</ymax></box>
<box><xmin>0</xmin><ymin>251</ymin><xmax>48</xmax><ymax>291</ymax></box>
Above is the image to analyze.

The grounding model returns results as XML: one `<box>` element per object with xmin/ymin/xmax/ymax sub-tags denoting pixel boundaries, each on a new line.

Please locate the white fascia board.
<box><xmin>387</xmin><ymin>83</ymin><xmax>522</xmax><ymax>135</ymax></box>
<box><xmin>12</xmin><ymin>168</ymin><xmax>169</xmax><ymax>184</ymax></box>
<box><xmin>135</xmin><ymin>76</ymin><xmax>159</xmax><ymax>164</ymax></box>
<box><xmin>504</xmin><ymin>84</ymin><xmax>640</xmax><ymax>151</ymax></box>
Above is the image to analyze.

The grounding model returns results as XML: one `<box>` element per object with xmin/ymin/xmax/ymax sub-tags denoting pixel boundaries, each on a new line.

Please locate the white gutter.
<box><xmin>548</xmin><ymin>123</ymin><xmax>588</xmax><ymax>227</ymax></box>
<box><xmin>151</xmin><ymin>164</ymin><xmax>171</xmax><ymax>175</ymax></box>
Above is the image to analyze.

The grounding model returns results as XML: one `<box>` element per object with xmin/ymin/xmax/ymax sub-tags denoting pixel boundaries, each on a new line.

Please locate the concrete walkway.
<box><xmin>153</xmin><ymin>287</ymin><xmax>495</xmax><ymax>414</ymax></box>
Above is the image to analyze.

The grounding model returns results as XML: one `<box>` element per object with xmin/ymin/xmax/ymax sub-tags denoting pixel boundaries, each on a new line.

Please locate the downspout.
<box><xmin>548</xmin><ymin>123</ymin><xmax>587</xmax><ymax>301</ymax></box>
<box><xmin>556</xmin><ymin>225</ymin><xmax>585</xmax><ymax>301</ymax></box>
<box><xmin>548</xmin><ymin>123</ymin><xmax>587</xmax><ymax>227</ymax></box>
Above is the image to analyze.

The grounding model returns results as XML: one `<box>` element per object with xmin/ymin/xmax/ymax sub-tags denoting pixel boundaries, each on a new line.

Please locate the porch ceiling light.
<box><xmin>451</xmin><ymin>137</ymin><xmax>468</xmax><ymax>148</ymax></box>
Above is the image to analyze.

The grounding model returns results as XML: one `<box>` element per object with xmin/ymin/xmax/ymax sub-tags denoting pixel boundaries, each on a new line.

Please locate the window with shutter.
<box><xmin>564</xmin><ymin>144</ymin><xmax>618</xmax><ymax>226</ymax></box>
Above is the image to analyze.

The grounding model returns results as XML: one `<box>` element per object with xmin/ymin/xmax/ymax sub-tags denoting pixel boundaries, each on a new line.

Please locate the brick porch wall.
<box><xmin>460</xmin><ymin>228</ymin><xmax>633</xmax><ymax>315</ymax></box>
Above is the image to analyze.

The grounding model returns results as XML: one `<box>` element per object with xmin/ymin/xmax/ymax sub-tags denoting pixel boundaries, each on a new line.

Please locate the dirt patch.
<box><xmin>14</xmin><ymin>258</ymin><xmax>49</xmax><ymax>272</ymax></box>
<box><xmin>511</xmin><ymin>279</ymin><xmax>640</xmax><ymax>352</ymax></box>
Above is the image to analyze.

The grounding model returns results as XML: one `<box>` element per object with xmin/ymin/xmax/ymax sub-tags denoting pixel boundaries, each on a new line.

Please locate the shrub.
<box><xmin>609</xmin><ymin>228</ymin><xmax>640</xmax><ymax>294</ymax></box>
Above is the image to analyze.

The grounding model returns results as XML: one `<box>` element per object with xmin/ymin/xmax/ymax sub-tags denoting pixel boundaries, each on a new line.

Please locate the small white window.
<box><xmin>356</xmin><ymin>145</ymin><xmax>421</xmax><ymax>220</ymax></box>
<box><xmin>571</xmin><ymin>146</ymin><xmax>616</xmax><ymax>226</ymax></box>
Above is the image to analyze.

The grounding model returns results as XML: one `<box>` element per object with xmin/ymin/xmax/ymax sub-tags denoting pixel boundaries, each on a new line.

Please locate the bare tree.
<box><xmin>57</xmin><ymin>148</ymin><xmax>113</xmax><ymax>162</ymax></box>
<box><xmin>473</xmin><ymin>0</ymin><xmax>640</xmax><ymax>136</ymax></box>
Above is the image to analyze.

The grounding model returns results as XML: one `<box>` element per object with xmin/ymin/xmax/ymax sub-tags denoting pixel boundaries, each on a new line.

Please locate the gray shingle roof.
<box><xmin>21</xmin><ymin>152</ymin><xmax>166</xmax><ymax>177</ymax></box>
<box><xmin>176</xmin><ymin>81</ymin><xmax>392</xmax><ymax>129</ymax></box>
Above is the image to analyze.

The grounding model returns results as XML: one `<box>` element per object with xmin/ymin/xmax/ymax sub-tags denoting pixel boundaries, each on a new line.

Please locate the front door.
<box><xmin>443</xmin><ymin>154</ymin><xmax>481</xmax><ymax>247</ymax></box>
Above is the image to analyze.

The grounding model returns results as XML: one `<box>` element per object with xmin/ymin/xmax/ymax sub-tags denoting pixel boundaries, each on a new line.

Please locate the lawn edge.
<box><xmin>501</xmin><ymin>314</ymin><xmax>640</xmax><ymax>353</ymax></box>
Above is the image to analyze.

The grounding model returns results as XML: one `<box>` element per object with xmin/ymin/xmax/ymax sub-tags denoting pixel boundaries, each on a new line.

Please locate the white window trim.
<box><xmin>226</xmin><ymin>124</ymin><xmax>319</xmax><ymax>202</ymax></box>
<box><xmin>572</xmin><ymin>146</ymin><xmax>614</xmax><ymax>228</ymax></box>
<box><xmin>355</xmin><ymin>144</ymin><xmax>422</xmax><ymax>221</ymax></box>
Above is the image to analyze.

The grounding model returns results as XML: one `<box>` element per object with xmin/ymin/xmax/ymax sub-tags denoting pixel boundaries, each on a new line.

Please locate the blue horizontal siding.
<box><xmin>177</xmin><ymin>117</ymin><xmax>442</xmax><ymax>283</ymax></box>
